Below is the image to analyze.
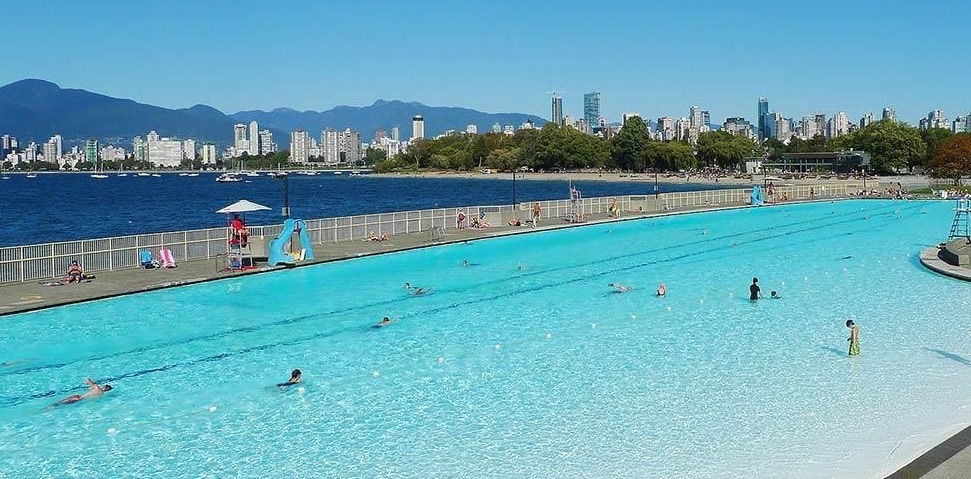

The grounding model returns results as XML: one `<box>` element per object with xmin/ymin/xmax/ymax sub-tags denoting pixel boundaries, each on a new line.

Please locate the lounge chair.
<box><xmin>159</xmin><ymin>248</ymin><xmax>177</xmax><ymax>268</ymax></box>
<box><xmin>139</xmin><ymin>250</ymin><xmax>158</xmax><ymax>269</ymax></box>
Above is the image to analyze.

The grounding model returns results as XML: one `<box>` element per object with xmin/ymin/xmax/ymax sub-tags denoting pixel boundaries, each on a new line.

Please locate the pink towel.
<box><xmin>159</xmin><ymin>248</ymin><xmax>177</xmax><ymax>268</ymax></box>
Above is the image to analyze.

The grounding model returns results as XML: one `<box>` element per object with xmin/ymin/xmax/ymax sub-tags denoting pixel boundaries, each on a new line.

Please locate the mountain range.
<box><xmin>0</xmin><ymin>79</ymin><xmax>545</xmax><ymax>149</ymax></box>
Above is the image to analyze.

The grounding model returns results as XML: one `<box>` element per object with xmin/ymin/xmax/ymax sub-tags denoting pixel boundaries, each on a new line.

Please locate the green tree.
<box><xmin>696</xmin><ymin>131</ymin><xmax>758</xmax><ymax>169</ymax></box>
<box><xmin>408</xmin><ymin>138</ymin><xmax>432</xmax><ymax>170</ymax></box>
<box><xmin>920</xmin><ymin>128</ymin><xmax>953</xmax><ymax>171</ymax></box>
<box><xmin>851</xmin><ymin>120</ymin><xmax>926</xmax><ymax>173</ymax></box>
<box><xmin>610</xmin><ymin>117</ymin><xmax>650</xmax><ymax>172</ymax></box>
<box><xmin>928</xmin><ymin>133</ymin><xmax>971</xmax><ymax>183</ymax></box>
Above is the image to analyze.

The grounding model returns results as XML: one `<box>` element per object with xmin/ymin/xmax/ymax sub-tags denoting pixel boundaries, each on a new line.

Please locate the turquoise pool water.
<box><xmin>1</xmin><ymin>199</ymin><xmax>968</xmax><ymax>478</ymax></box>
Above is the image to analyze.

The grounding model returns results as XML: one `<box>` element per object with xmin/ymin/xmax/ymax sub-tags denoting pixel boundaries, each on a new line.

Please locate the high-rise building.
<box><xmin>465</xmin><ymin>124</ymin><xmax>477</xmax><ymax>134</ymax></box>
<box><xmin>860</xmin><ymin>112</ymin><xmax>874</xmax><ymax>129</ymax></box>
<box><xmin>722</xmin><ymin>117</ymin><xmax>755</xmax><ymax>139</ymax></box>
<box><xmin>202</xmin><ymin>143</ymin><xmax>217</xmax><ymax>164</ymax></box>
<box><xmin>814</xmin><ymin>114</ymin><xmax>827</xmax><ymax>138</ymax></box>
<box><xmin>132</xmin><ymin>136</ymin><xmax>147</xmax><ymax>163</ymax></box>
<box><xmin>882</xmin><ymin>107</ymin><xmax>895</xmax><ymax>121</ymax></box>
<box><xmin>757</xmin><ymin>97</ymin><xmax>769</xmax><ymax>141</ymax></box>
<box><xmin>657</xmin><ymin>117</ymin><xmax>675</xmax><ymax>141</ymax></box>
<box><xmin>583</xmin><ymin>92</ymin><xmax>601</xmax><ymax>131</ymax></box>
<box><xmin>923</xmin><ymin>109</ymin><xmax>947</xmax><ymax>130</ymax></box>
<box><xmin>248</xmin><ymin>121</ymin><xmax>260</xmax><ymax>155</ymax></box>
<box><xmin>233</xmin><ymin>124</ymin><xmax>247</xmax><ymax>152</ymax></box>
<box><xmin>147</xmin><ymin>136</ymin><xmax>184</xmax><ymax>166</ymax></box>
<box><xmin>85</xmin><ymin>139</ymin><xmax>99</xmax><ymax>164</ymax></box>
<box><xmin>689</xmin><ymin>106</ymin><xmax>703</xmax><ymax>130</ymax></box>
<box><xmin>701</xmin><ymin>111</ymin><xmax>711</xmax><ymax>131</ymax></box>
<box><xmin>290</xmin><ymin>130</ymin><xmax>311</xmax><ymax>163</ymax></box>
<box><xmin>343</xmin><ymin>128</ymin><xmax>362</xmax><ymax>164</ymax></box>
<box><xmin>182</xmin><ymin>139</ymin><xmax>196</xmax><ymax>160</ymax></box>
<box><xmin>390</xmin><ymin>126</ymin><xmax>400</xmax><ymax>142</ymax></box>
<box><xmin>412</xmin><ymin>115</ymin><xmax>424</xmax><ymax>141</ymax></box>
<box><xmin>551</xmin><ymin>96</ymin><xmax>563</xmax><ymax>126</ymax></box>
<box><xmin>953</xmin><ymin>117</ymin><xmax>968</xmax><ymax>134</ymax></box>
<box><xmin>259</xmin><ymin>130</ymin><xmax>276</xmax><ymax>154</ymax></box>
<box><xmin>491</xmin><ymin>122</ymin><xmax>502</xmax><ymax>134</ymax></box>
<box><xmin>828</xmin><ymin>111</ymin><xmax>849</xmax><ymax>138</ymax></box>
<box><xmin>322</xmin><ymin>129</ymin><xmax>341</xmax><ymax>165</ymax></box>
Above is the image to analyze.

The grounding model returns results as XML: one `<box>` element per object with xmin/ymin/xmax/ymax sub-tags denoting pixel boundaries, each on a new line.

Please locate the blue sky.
<box><xmin>3</xmin><ymin>0</ymin><xmax>969</xmax><ymax>125</ymax></box>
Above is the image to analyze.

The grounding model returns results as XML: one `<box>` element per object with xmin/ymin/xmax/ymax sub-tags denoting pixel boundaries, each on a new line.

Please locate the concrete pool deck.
<box><xmin>1</xmin><ymin>198</ymin><xmax>964</xmax><ymax>478</ymax></box>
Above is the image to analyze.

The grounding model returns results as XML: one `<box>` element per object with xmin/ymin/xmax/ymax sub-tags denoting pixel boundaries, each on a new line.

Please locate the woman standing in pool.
<box><xmin>846</xmin><ymin>320</ymin><xmax>860</xmax><ymax>356</ymax></box>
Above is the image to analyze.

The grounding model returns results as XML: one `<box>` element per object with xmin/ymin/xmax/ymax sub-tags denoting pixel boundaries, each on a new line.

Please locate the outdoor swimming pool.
<box><xmin>1</xmin><ymin>199</ymin><xmax>968</xmax><ymax>478</ymax></box>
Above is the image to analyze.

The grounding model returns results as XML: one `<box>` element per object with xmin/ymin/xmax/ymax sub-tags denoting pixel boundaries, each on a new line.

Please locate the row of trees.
<box><xmin>375</xmin><ymin>120</ymin><xmax>761</xmax><ymax>174</ymax></box>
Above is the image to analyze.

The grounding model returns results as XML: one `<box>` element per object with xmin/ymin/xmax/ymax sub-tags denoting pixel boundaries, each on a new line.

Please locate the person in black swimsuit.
<box><xmin>749</xmin><ymin>277</ymin><xmax>762</xmax><ymax>301</ymax></box>
<box><xmin>277</xmin><ymin>369</ymin><xmax>302</xmax><ymax>388</ymax></box>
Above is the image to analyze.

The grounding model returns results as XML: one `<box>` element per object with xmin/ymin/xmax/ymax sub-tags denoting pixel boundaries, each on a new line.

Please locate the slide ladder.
<box><xmin>268</xmin><ymin>219</ymin><xmax>316</xmax><ymax>266</ymax></box>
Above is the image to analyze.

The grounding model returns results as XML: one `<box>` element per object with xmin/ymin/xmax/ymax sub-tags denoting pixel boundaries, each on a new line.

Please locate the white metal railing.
<box><xmin>0</xmin><ymin>184</ymin><xmax>853</xmax><ymax>284</ymax></box>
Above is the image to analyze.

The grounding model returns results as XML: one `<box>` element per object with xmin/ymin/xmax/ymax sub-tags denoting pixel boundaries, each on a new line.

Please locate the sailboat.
<box><xmin>117</xmin><ymin>164</ymin><xmax>127</xmax><ymax>177</ymax></box>
<box><xmin>90</xmin><ymin>161</ymin><xmax>109</xmax><ymax>179</ymax></box>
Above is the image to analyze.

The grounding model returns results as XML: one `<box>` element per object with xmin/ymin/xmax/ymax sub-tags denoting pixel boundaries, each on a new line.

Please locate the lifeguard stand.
<box><xmin>948</xmin><ymin>198</ymin><xmax>971</xmax><ymax>242</ymax></box>
<box><xmin>567</xmin><ymin>181</ymin><xmax>584</xmax><ymax>223</ymax></box>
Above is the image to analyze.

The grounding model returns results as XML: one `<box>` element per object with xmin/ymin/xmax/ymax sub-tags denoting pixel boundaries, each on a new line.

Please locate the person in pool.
<box><xmin>278</xmin><ymin>369</ymin><xmax>302</xmax><ymax>388</ymax></box>
<box><xmin>374</xmin><ymin>316</ymin><xmax>395</xmax><ymax>328</ymax></box>
<box><xmin>608</xmin><ymin>283</ymin><xmax>631</xmax><ymax>293</ymax></box>
<box><xmin>846</xmin><ymin>320</ymin><xmax>860</xmax><ymax>356</ymax></box>
<box><xmin>749</xmin><ymin>277</ymin><xmax>762</xmax><ymax>301</ymax></box>
<box><xmin>656</xmin><ymin>283</ymin><xmax>667</xmax><ymax>297</ymax></box>
<box><xmin>770</xmin><ymin>290</ymin><xmax>780</xmax><ymax>299</ymax></box>
<box><xmin>57</xmin><ymin>378</ymin><xmax>112</xmax><ymax>405</ymax></box>
<box><xmin>404</xmin><ymin>282</ymin><xmax>429</xmax><ymax>295</ymax></box>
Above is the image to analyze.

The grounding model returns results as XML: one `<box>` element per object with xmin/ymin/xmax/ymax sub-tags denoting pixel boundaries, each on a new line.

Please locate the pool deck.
<box><xmin>2</xmin><ymin>198</ymin><xmax>966</xmax><ymax>479</ymax></box>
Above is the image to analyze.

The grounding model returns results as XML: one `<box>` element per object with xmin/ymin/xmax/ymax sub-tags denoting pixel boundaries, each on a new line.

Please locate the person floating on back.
<box><xmin>656</xmin><ymin>283</ymin><xmax>667</xmax><ymax>297</ymax></box>
<box><xmin>749</xmin><ymin>277</ymin><xmax>762</xmax><ymax>301</ymax></box>
<box><xmin>608</xmin><ymin>283</ymin><xmax>631</xmax><ymax>293</ymax></box>
<box><xmin>846</xmin><ymin>320</ymin><xmax>860</xmax><ymax>356</ymax></box>
<box><xmin>56</xmin><ymin>378</ymin><xmax>112</xmax><ymax>406</ymax></box>
<box><xmin>277</xmin><ymin>369</ymin><xmax>302</xmax><ymax>389</ymax></box>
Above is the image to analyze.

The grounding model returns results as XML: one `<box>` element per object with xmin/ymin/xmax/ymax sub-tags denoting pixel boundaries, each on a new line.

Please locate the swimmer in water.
<box><xmin>373</xmin><ymin>316</ymin><xmax>395</xmax><ymax>328</ymax></box>
<box><xmin>656</xmin><ymin>283</ymin><xmax>667</xmax><ymax>297</ymax></box>
<box><xmin>404</xmin><ymin>282</ymin><xmax>429</xmax><ymax>295</ymax></box>
<box><xmin>749</xmin><ymin>277</ymin><xmax>762</xmax><ymax>301</ymax></box>
<box><xmin>608</xmin><ymin>283</ymin><xmax>632</xmax><ymax>293</ymax></box>
<box><xmin>846</xmin><ymin>320</ymin><xmax>860</xmax><ymax>356</ymax></box>
<box><xmin>770</xmin><ymin>290</ymin><xmax>779</xmax><ymax>299</ymax></box>
<box><xmin>278</xmin><ymin>369</ymin><xmax>302</xmax><ymax>388</ymax></box>
<box><xmin>56</xmin><ymin>378</ymin><xmax>112</xmax><ymax>406</ymax></box>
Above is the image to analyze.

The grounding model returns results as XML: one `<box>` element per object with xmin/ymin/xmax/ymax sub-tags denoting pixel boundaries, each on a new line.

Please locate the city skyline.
<box><xmin>1</xmin><ymin>1</ymin><xmax>968</xmax><ymax>125</ymax></box>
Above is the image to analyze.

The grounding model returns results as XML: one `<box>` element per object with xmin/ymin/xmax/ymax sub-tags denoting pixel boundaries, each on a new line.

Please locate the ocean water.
<box><xmin>0</xmin><ymin>172</ymin><xmax>728</xmax><ymax>246</ymax></box>
<box><xmin>0</xmin><ymin>199</ymin><xmax>966</xmax><ymax>478</ymax></box>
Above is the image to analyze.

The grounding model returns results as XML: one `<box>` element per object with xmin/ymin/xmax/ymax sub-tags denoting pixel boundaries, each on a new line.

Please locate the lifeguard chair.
<box><xmin>216</xmin><ymin>199</ymin><xmax>271</xmax><ymax>271</ymax></box>
<box><xmin>567</xmin><ymin>182</ymin><xmax>584</xmax><ymax>223</ymax></box>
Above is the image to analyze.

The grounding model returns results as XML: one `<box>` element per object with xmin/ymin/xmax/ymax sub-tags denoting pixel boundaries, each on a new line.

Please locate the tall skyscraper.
<box><xmin>689</xmin><ymin>106</ymin><xmax>703</xmax><ymax>130</ymax></box>
<box><xmin>259</xmin><ymin>130</ymin><xmax>276</xmax><ymax>154</ymax></box>
<box><xmin>412</xmin><ymin>115</ymin><xmax>424</xmax><ymax>141</ymax></box>
<box><xmin>248</xmin><ymin>121</ymin><xmax>259</xmax><ymax>155</ymax></box>
<box><xmin>343</xmin><ymin>128</ymin><xmax>362</xmax><ymax>164</ymax></box>
<box><xmin>814</xmin><ymin>114</ymin><xmax>827</xmax><ymax>138</ymax></box>
<box><xmin>290</xmin><ymin>130</ymin><xmax>311</xmax><ymax>163</ymax></box>
<box><xmin>757</xmin><ymin>97</ymin><xmax>769</xmax><ymax>141</ymax></box>
<box><xmin>202</xmin><ymin>143</ymin><xmax>217</xmax><ymax>164</ymax></box>
<box><xmin>882</xmin><ymin>107</ymin><xmax>895</xmax><ymax>121</ymax></box>
<box><xmin>583</xmin><ymin>92</ymin><xmax>601</xmax><ymax>130</ymax></box>
<box><xmin>85</xmin><ymin>139</ymin><xmax>99</xmax><ymax>164</ymax></box>
<box><xmin>182</xmin><ymin>139</ymin><xmax>196</xmax><ymax>160</ymax></box>
<box><xmin>391</xmin><ymin>126</ymin><xmax>400</xmax><ymax>142</ymax></box>
<box><xmin>831</xmin><ymin>111</ymin><xmax>849</xmax><ymax>138</ymax></box>
<box><xmin>322</xmin><ymin>129</ymin><xmax>341</xmax><ymax>164</ymax></box>
<box><xmin>551</xmin><ymin>96</ymin><xmax>563</xmax><ymax>126</ymax></box>
<box><xmin>233</xmin><ymin>124</ymin><xmax>247</xmax><ymax>152</ymax></box>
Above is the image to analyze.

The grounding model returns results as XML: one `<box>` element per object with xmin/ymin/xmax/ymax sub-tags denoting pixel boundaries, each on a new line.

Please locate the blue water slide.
<box><xmin>751</xmin><ymin>185</ymin><xmax>764</xmax><ymax>206</ymax></box>
<box><xmin>268</xmin><ymin>219</ymin><xmax>316</xmax><ymax>266</ymax></box>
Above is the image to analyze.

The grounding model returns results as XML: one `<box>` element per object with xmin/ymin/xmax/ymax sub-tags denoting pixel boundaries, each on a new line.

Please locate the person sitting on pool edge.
<box><xmin>656</xmin><ymin>283</ymin><xmax>667</xmax><ymax>297</ymax></box>
<box><xmin>57</xmin><ymin>378</ymin><xmax>112</xmax><ymax>405</ymax></box>
<box><xmin>749</xmin><ymin>277</ymin><xmax>763</xmax><ymax>300</ymax></box>
<box><xmin>278</xmin><ymin>369</ymin><xmax>302</xmax><ymax>388</ymax></box>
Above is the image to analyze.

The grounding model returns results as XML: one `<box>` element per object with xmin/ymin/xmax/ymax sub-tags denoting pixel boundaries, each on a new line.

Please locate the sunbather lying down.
<box><xmin>470</xmin><ymin>217</ymin><xmax>491</xmax><ymax>229</ymax></box>
<box><xmin>367</xmin><ymin>231</ymin><xmax>389</xmax><ymax>242</ymax></box>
